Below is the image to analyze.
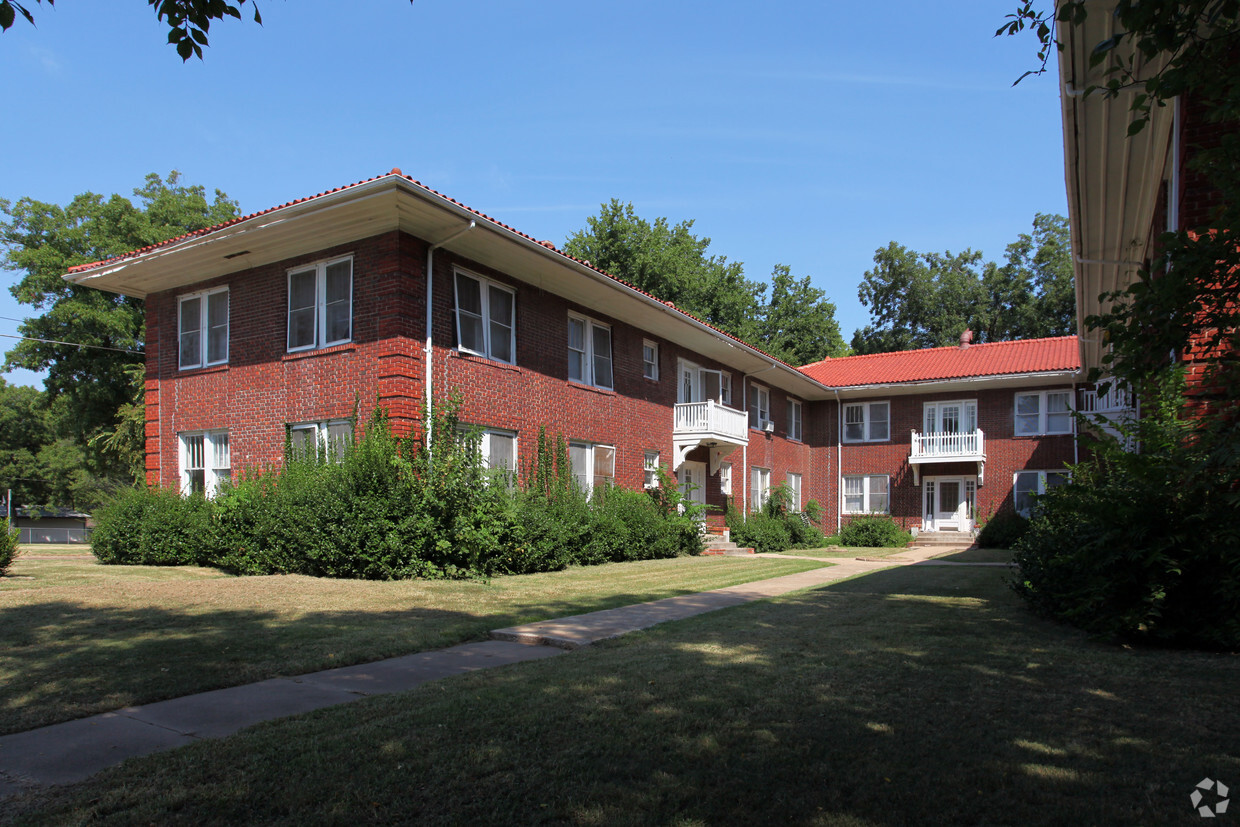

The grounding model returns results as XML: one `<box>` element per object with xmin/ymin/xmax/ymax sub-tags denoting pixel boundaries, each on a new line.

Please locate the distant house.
<box><xmin>63</xmin><ymin>170</ymin><xmax>1102</xmax><ymax>538</ymax></box>
<box><xmin>12</xmin><ymin>507</ymin><xmax>92</xmax><ymax>544</ymax></box>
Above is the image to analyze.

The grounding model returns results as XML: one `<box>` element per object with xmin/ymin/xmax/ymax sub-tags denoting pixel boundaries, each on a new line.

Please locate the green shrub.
<box><xmin>786</xmin><ymin>515</ymin><xmax>828</xmax><ymax>549</ymax></box>
<box><xmin>839</xmin><ymin>515</ymin><xmax>911</xmax><ymax>548</ymax></box>
<box><xmin>0</xmin><ymin>518</ymin><xmax>17</xmax><ymax>575</ymax></box>
<box><xmin>976</xmin><ymin>511</ymin><xmax>1029</xmax><ymax>549</ymax></box>
<box><xmin>91</xmin><ymin>485</ymin><xmax>214</xmax><ymax>566</ymax></box>
<box><xmin>730</xmin><ymin>513</ymin><xmax>792</xmax><ymax>554</ymax></box>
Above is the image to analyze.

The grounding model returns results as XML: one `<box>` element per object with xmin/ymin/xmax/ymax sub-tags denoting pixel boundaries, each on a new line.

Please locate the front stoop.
<box><xmin>701</xmin><ymin>534</ymin><xmax>755</xmax><ymax>556</ymax></box>
<box><xmin>907</xmin><ymin>531</ymin><xmax>977</xmax><ymax>550</ymax></box>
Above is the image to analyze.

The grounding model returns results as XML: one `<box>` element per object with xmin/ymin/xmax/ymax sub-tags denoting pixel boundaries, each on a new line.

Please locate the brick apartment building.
<box><xmin>65</xmin><ymin>170</ymin><xmax>1107</xmax><ymax>538</ymax></box>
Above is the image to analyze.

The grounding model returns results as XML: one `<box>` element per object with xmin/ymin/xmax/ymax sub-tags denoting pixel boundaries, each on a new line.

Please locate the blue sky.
<box><xmin>0</xmin><ymin>1</ymin><xmax>1066</xmax><ymax>388</ymax></box>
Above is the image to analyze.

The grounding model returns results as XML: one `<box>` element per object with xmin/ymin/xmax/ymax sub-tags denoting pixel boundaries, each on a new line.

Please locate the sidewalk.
<box><xmin>0</xmin><ymin>545</ymin><xmax>965</xmax><ymax>800</ymax></box>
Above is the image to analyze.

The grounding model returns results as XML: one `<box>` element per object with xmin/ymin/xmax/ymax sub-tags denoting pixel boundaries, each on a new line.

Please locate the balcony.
<box><xmin>908</xmin><ymin>428</ymin><xmax>986</xmax><ymax>484</ymax></box>
<box><xmin>673</xmin><ymin>401</ymin><xmax>748</xmax><ymax>471</ymax></box>
<box><xmin>1080</xmin><ymin>384</ymin><xmax>1133</xmax><ymax>414</ymax></box>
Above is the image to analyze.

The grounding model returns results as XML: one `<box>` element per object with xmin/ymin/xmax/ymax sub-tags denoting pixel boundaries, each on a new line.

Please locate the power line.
<box><xmin>0</xmin><ymin>332</ymin><xmax>142</xmax><ymax>355</ymax></box>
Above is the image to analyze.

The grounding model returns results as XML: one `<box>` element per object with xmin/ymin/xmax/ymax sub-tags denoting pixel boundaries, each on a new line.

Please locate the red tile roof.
<box><xmin>799</xmin><ymin>336</ymin><xmax>1080</xmax><ymax>386</ymax></box>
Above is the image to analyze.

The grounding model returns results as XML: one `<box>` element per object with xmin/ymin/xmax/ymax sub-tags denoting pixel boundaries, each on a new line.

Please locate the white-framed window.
<box><xmin>288</xmin><ymin>256</ymin><xmax>353</xmax><ymax>352</ymax></box>
<box><xmin>748</xmin><ymin>383</ymin><xmax>771</xmax><ymax>429</ymax></box>
<box><xmin>1015</xmin><ymin>391</ymin><xmax>1073</xmax><ymax>436</ymax></box>
<box><xmin>751</xmin><ymin>466</ymin><xmax>771</xmax><ymax>512</ymax></box>
<box><xmin>721</xmin><ymin>372</ymin><xmax>733</xmax><ymax>406</ymax></box>
<box><xmin>180</xmin><ymin>430</ymin><xmax>230</xmax><ymax>497</ymax></box>
<box><xmin>569</xmin><ymin>441</ymin><xmax>615</xmax><ymax>495</ymax></box>
<box><xmin>787</xmin><ymin>399</ymin><xmax>803</xmax><ymax>441</ymax></box>
<box><xmin>1014</xmin><ymin>470</ymin><xmax>1069</xmax><ymax>516</ymax></box>
<box><xmin>289</xmin><ymin>419</ymin><xmax>353</xmax><ymax>462</ymax></box>
<box><xmin>843</xmin><ymin>401</ymin><xmax>890</xmax><ymax>442</ymax></box>
<box><xmin>454</xmin><ymin>270</ymin><xmax>515</xmax><ymax>363</ymax></box>
<box><xmin>786</xmin><ymin>472</ymin><xmax>802</xmax><ymax>512</ymax></box>
<box><xmin>843</xmin><ymin>475</ymin><xmax>889</xmax><ymax>514</ymax></box>
<box><xmin>642</xmin><ymin>340</ymin><xmax>659</xmax><ymax>381</ymax></box>
<box><xmin>178</xmin><ymin>287</ymin><xmax>229</xmax><ymax>370</ymax></box>
<box><xmin>567</xmin><ymin>314</ymin><xmax>613</xmax><ymax>390</ymax></box>
<box><xmin>923</xmin><ymin>400</ymin><xmax>977</xmax><ymax>434</ymax></box>
<box><xmin>720</xmin><ymin>461</ymin><xmax>732</xmax><ymax>496</ymax></box>
<box><xmin>643</xmin><ymin>450</ymin><xmax>660</xmax><ymax>488</ymax></box>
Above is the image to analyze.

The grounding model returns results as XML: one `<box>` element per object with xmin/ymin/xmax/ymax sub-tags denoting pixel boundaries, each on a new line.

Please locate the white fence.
<box><xmin>1080</xmin><ymin>384</ymin><xmax>1133</xmax><ymax>413</ymax></box>
<box><xmin>673</xmin><ymin>401</ymin><xmax>749</xmax><ymax>442</ymax></box>
<box><xmin>910</xmin><ymin>429</ymin><xmax>984</xmax><ymax>459</ymax></box>
<box><xmin>18</xmin><ymin>527</ymin><xmax>92</xmax><ymax>544</ymax></box>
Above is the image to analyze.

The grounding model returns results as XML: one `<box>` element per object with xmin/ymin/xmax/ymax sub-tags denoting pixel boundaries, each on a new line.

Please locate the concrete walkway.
<box><xmin>0</xmin><ymin>545</ymin><xmax>974</xmax><ymax>800</ymax></box>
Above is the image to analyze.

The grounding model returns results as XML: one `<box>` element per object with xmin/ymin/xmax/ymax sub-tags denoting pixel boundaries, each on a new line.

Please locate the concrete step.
<box><xmin>700</xmin><ymin>548</ymin><xmax>756</xmax><ymax>556</ymax></box>
<box><xmin>908</xmin><ymin>531</ymin><xmax>976</xmax><ymax>548</ymax></box>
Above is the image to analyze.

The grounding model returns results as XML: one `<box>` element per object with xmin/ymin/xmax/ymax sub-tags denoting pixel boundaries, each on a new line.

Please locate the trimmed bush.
<box><xmin>839</xmin><ymin>515</ymin><xmax>911</xmax><ymax>548</ymax></box>
<box><xmin>91</xmin><ymin>485</ymin><xmax>214</xmax><ymax>566</ymax></box>
<box><xmin>730</xmin><ymin>513</ymin><xmax>792</xmax><ymax>554</ymax></box>
<box><xmin>976</xmin><ymin>511</ymin><xmax>1029</xmax><ymax>549</ymax></box>
<box><xmin>1</xmin><ymin>518</ymin><xmax>17</xmax><ymax>575</ymax></box>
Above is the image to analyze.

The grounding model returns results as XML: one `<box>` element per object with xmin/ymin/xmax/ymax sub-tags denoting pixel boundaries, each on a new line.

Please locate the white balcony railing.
<box><xmin>673</xmin><ymin>401</ymin><xmax>749</xmax><ymax>444</ymax></box>
<box><xmin>910</xmin><ymin>429</ymin><xmax>985</xmax><ymax>461</ymax></box>
<box><xmin>1080</xmin><ymin>384</ymin><xmax>1133</xmax><ymax>414</ymax></box>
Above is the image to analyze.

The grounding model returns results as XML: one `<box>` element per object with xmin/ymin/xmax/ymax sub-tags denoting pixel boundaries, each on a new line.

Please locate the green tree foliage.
<box><xmin>851</xmin><ymin>214</ymin><xmax>1076</xmax><ymax>354</ymax></box>
<box><xmin>563</xmin><ymin>200</ymin><xmax>846</xmax><ymax>365</ymax></box>
<box><xmin>0</xmin><ymin>378</ymin><xmax>101</xmax><ymax>509</ymax></box>
<box><xmin>1</xmin><ymin>172</ymin><xmax>239</xmax><ymax>475</ymax></box>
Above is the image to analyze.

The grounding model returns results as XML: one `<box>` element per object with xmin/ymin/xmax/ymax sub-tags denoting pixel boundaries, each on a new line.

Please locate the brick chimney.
<box><xmin>959</xmin><ymin>329</ymin><xmax>973</xmax><ymax>349</ymax></box>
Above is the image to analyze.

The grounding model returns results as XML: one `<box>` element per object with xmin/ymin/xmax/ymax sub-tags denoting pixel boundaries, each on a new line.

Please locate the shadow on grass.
<box><xmin>12</xmin><ymin>565</ymin><xmax>1239</xmax><ymax>825</ymax></box>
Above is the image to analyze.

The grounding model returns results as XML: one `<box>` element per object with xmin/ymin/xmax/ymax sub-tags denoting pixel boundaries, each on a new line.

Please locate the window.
<box><xmin>289</xmin><ymin>420</ymin><xmax>353</xmax><ymax>461</ymax></box>
<box><xmin>787</xmin><ymin>399</ymin><xmax>803</xmax><ymax>441</ymax></box>
<box><xmin>1014</xmin><ymin>470</ymin><xmax>1069</xmax><ymax>516</ymax></box>
<box><xmin>569</xmin><ymin>441</ymin><xmax>615</xmax><ymax>495</ymax></box>
<box><xmin>180</xmin><ymin>430</ymin><xmax>230</xmax><ymax>497</ymax></box>
<box><xmin>843</xmin><ymin>402</ymin><xmax>890</xmax><ymax>442</ymax></box>
<box><xmin>480</xmin><ymin>429</ymin><xmax>517</xmax><ymax>486</ymax></box>
<box><xmin>179</xmin><ymin>288</ymin><xmax>229</xmax><ymax>370</ymax></box>
<box><xmin>642</xmin><ymin>340</ymin><xmax>659</xmax><ymax>380</ymax></box>
<box><xmin>1015</xmin><ymin>391</ymin><xmax>1073</xmax><ymax>436</ymax></box>
<box><xmin>720</xmin><ymin>372</ymin><xmax>732</xmax><ymax>406</ymax></box>
<box><xmin>568</xmin><ymin>314</ymin><xmax>613</xmax><ymax>390</ymax></box>
<box><xmin>751</xmin><ymin>467</ymin><xmax>771</xmax><ymax>512</ymax></box>
<box><xmin>843</xmin><ymin>475</ymin><xmax>889</xmax><ymax>514</ymax></box>
<box><xmin>748</xmin><ymin>383</ymin><xmax>771</xmax><ymax>429</ymax></box>
<box><xmin>786</xmin><ymin>472</ymin><xmax>802</xmax><ymax>512</ymax></box>
<box><xmin>454</xmin><ymin>270</ymin><xmax>515</xmax><ymax>363</ymax></box>
<box><xmin>924</xmin><ymin>400</ymin><xmax>977</xmax><ymax>434</ymax></box>
<box><xmin>720</xmin><ymin>461</ymin><xmax>732</xmax><ymax>496</ymax></box>
<box><xmin>288</xmin><ymin>256</ymin><xmax>352</xmax><ymax>351</ymax></box>
<box><xmin>643</xmin><ymin>450</ymin><xmax>660</xmax><ymax>488</ymax></box>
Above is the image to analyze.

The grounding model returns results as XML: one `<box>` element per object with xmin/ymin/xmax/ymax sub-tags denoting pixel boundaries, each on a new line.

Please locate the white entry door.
<box><xmin>678</xmin><ymin>461</ymin><xmax>707</xmax><ymax>523</ymax></box>
<box><xmin>923</xmin><ymin>477</ymin><xmax>976</xmax><ymax>532</ymax></box>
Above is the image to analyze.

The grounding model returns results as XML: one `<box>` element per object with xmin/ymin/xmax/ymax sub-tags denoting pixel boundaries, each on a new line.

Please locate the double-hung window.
<box><xmin>786</xmin><ymin>472</ymin><xmax>802</xmax><ymax>512</ymax></box>
<box><xmin>569</xmin><ymin>441</ymin><xmax>615</xmax><ymax>495</ymax></box>
<box><xmin>843</xmin><ymin>475</ymin><xmax>889</xmax><ymax>514</ymax></box>
<box><xmin>749</xmin><ymin>383</ymin><xmax>771</xmax><ymax>429</ymax></box>
<box><xmin>178</xmin><ymin>287</ymin><xmax>229</xmax><ymax>370</ymax></box>
<box><xmin>180</xmin><ymin>430</ymin><xmax>230</xmax><ymax>497</ymax></box>
<box><xmin>567</xmin><ymin>314</ymin><xmax>613</xmax><ymax>390</ymax></box>
<box><xmin>720</xmin><ymin>372</ymin><xmax>733</xmax><ymax>406</ymax></box>
<box><xmin>1014</xmin><ymin>470</ymin><xmax>1069</xmax><ymax>516</ymax></box>
<box><xmin>751</xmin><ymin>467</ymin><xmax>771</xmax><ymax>511</ymax></box>
<box><xmin>455</xmin><ymin>270</ymin><xmax>515</xmax><ymax>363</ymax></box>
<box><xmin>720</xmin><ymin>461</ymin><xmax>732</xmax><ymax>496</ymax></box>
<box><xmin>642</xmin><ymin>340</ymin><xmax>659</xmax><ymax>380</ymax></box>
<box><xmin>843</xmin><ymin>402</ymin><xmax>890</xmax><ymax>442</ymax></box>
<box><xmin>1015</xmin><ymin>391</ymin><xmax>1073</xmax><ymax>436</ymax></box>
<box><xmin>787</xmin><ymin>399</ymin><xmax>803</xmax><ymax>441</ymax></box>
<box><xmin>288</xmin><ymin>256</ymin><xmax>352</xmax><ymax>351</ymax></box>
<box><xmin>643</xmin><ymin>450</ymin><xmax>660</xmax><ymax>489</ymax></box>
<box><xmin>289</xmin><ymin>419</ymin><xmax>353</xmax><ymax>461</ymax></box>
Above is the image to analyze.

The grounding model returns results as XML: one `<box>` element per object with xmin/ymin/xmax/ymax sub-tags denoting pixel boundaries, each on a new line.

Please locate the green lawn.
<box><xmin>7</xmin><ymin>565</ymin><xmax>1237</xmax><ymax>825</ymax></box>
<box><xmin>0</xmin><ymin>549</ymin><xmax>827</xmax><ymax>735</ymax></box>
<box><xmin>776</xmin><ymin>546</ymin><xmax>911</xmax><ymax>559</ymax></box>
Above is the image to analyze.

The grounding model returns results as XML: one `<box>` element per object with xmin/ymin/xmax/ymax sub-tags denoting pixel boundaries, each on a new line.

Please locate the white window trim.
<box><xmin>843</xmin><ymin>474</ymin><xmax>890</xmax><ymax>514</ymax></box>
<box><xmin>643</xmin><ymin>450</ymin><xmax>660</xmax><ymax>489</ymax></box>
<box><xmin>721</xmin><ymin>372</ymin><xmax>733</xmax><ymax>406</ymax></box>
<box><xmin>786</xmin><ymin>472</ymin><xmax>802</xmax><ymax>512</ymax></box>
<box><xmin>569</xmin><ymin>441</ymin><xmax>616</xmax><ymax>495</ymax></box>
<box><xmin>720</xmin><ymin>461</ymin><xmax>732</xmax><ymax>496</ymax></box>
<box><xmin>567</xmin><ymin>313</ymin><xmax>614</xmax><ymax>390</ymax></box>
<box><xmin>287</xmin><ymin>255</ymin><xmax>353</xmax><ymax>353</ymax></box>
<box><xmin>289</xmin><ymin>419</ymin><xmax>353</xmax><ymax>461</ymax></box>
<box><xmin>642</xmin><ymin>340</ymin><xmax>659</xmax><ymax>381</ymax></box>
<box><xmin>751</xmin><ymin>466</ymin><xmax>771</xmax><ymax>512</ymax></box>
<box><xmin>843</xmin><ymin>401</ymin><xmax>890</xmax><ymax>443</ymax></box>
<box><xmin>923</xmin><ymin>399</ymin><xmax>978</xmax><ymax>433</ymax></box>
<box><xmin>179</xmin><ymin>429</ymin><xmax>230</xmax><ymax>498</ymax></box>
<box><xmin>1015</xmin><ymin>390</ymin><xmax>1074</xmax><ymax>436</ymax></box>
<box><xmin>749</xmin><ymin>383</ymin><xmax>771</xmax><ymax>430</ymax></box>
<box><xmin>1014</xmin><ymin>470</ymin><xmax>1070</xmax><ymax>516</ymax></box>
<box><xmin>787</xmin><ymin>398</ymin><xmax>804</xmax><ymax>442</ymax></box>
<box><xmin>178</xmin><ymin>287</ymin><xmax>229</xmax><ymax>370</ymax></box>
<box><xmin>454</xmin><ymin>269</ymin><xmax>516</xmax><ymax>364</ymax></box>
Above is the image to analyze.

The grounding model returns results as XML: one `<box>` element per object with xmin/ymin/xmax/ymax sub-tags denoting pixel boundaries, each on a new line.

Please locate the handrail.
<box><xmin>910</xmin><ymin>428</ymin><xmax>985</xmax><ymax>459</ymax></box>
<box><xmin>673</xmin><ymin>400</ymin><xmax>748</xmax><ymax>442</ymax></box>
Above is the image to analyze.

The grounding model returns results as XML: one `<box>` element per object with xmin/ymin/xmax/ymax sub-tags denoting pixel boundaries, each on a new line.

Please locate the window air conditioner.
<box><xmin>763</xmin><ymin>421</ymin><xmax>774</xmax><ymax>432</ymax></box>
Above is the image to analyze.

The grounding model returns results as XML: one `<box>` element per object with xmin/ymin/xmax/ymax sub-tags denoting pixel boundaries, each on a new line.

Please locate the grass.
<box><xmin>0</xmin><ymin>550</ymin><xmax>827</xmax><ymax>735</ymax></box>
<box><xmin>8</xmin><ymin>564</ymin><xmax>1236</xmax><ymax>825</ymax></box>
<box><xmin>776</xmin><ymin>546</ymin><xmax>912</xmax><ymax>559</ymax></box>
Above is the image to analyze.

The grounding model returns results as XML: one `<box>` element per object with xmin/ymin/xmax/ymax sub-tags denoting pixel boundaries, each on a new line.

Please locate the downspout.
<box><xmin>833</xmin><ymin>389</ymin><xmax>842</xmax><ymax>535</ymax></box>
<box><xmin>1072</xmin><ymin>380</ymin><xmax>1079</xmax><ymax>467</ymax></box>
<box><xmin>424</xmin><ymin>220</ymin><xmax>476</xmax><ymax>442</ymax></box>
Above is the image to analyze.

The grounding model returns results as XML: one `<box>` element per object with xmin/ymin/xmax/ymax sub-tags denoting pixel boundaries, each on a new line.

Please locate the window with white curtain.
<box><xmin>569</xmin><ymin>441</ymin><xmax>615</xmax><ymax>494</ymax></box>
<box><xmin>180</xmin><ymin>430</ymin><xmax>230</xmax><ymax>497</ymax></box>
<box><xmin>843</xmin><ymin>475</ymin><xmax>889</xmax><ymax>514</ymax></box>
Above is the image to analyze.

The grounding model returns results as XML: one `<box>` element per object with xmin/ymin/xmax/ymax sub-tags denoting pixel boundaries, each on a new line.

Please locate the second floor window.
<box><xmin>455</xmin><ymin>270</ymin><xmax>515</xmax><ymax>363</ymax></box>
<box><xmin>788</xmin><ymin>399</ymin><xmax>803</xmax><ymax>441</ymax></box>
<box><xmin>288</xmin><ymin>256</ymin><xmax>352</xmax><ymax>352</ymax></box>
<box><xmin>568</xmin><ymin>314</ymin><xmax>613</xmax><ymax>390</ymax></box>
<box><xmin>179</xmin><ymin>288</ymin><xmax>228</xmax><ymax>369</ymax></box>
<box><xmin>749</xmin><ymin>384</ymin><xmax>771</xmax><ymax>429</ymax></box>
<box><xmin>844</xmin><ymin>401</ymin><xmax>889</xmax><ymax>442</ymax></box>
<box><xmin>1015</xmin><ymin>391</ymin><xmax>1073</xmax><ymax>436</ymax></box>
<box><xmin>642</xmin><ymin>340</ymin><xmax>659</xmax><ymax>380</ymax></box>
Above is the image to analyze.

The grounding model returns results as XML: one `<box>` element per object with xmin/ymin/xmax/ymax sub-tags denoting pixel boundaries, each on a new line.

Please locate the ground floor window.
<box><xmin>751</xmin><ymin>467</ymin><xmax>771</xmax><ymax>512</ymax></box>
<box><xmin>1014</xmin><ymin>470</ymin><xmax>1068</xmax><ymax>516</ymax></box>
<box><xmin>844</xmin><ymin>474</ymin><xmax>888</xmax><ymax>514</ymax></box>
<box><xmin>786</xmin><ymin>472</ymin><xmax>802</xmax><ymax>512</ymax></box>
<box><xmin>180</xmin><ymin>430</ymin><xmax>230</xmax><ymax>497</ymax></box>
<box><xmin>569</xmin><ymin>441</ymin><xmax>615</xmax><ymax>495</ymax></box>
<box><xmin>643</xmin><ymin>450</ymin><xmax>660</xmax><ymax>489</ymax></box>
<box><xmin>720</xmin><ymin>461</ymin><xmax>732</xmax><ymax>496</ymax></box>
<box><xmin>289</xmin><ymin>419</ymin><xmax>353</xmax><ymax>461</ymax></box>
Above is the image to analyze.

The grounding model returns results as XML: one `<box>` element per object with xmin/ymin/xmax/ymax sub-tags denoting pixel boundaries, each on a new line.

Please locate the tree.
<box><xmin>1</xmin><ymin>171</ymin><xmax>239</xmax><ymax>475</ymax></box>
<box><xmin>0</xmin><ymin>378</ymin><xmax>101</xmax><ymax>509</ymax></box>
<box><xmin>982</xmin><ymin>213</ymin><xmax>1076</xmax><ymax>341</ymax></box>
<box><xmin>754</xmin><ymin>264</ymin><xmax>848</xmax><ymax>365</ymax></box>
